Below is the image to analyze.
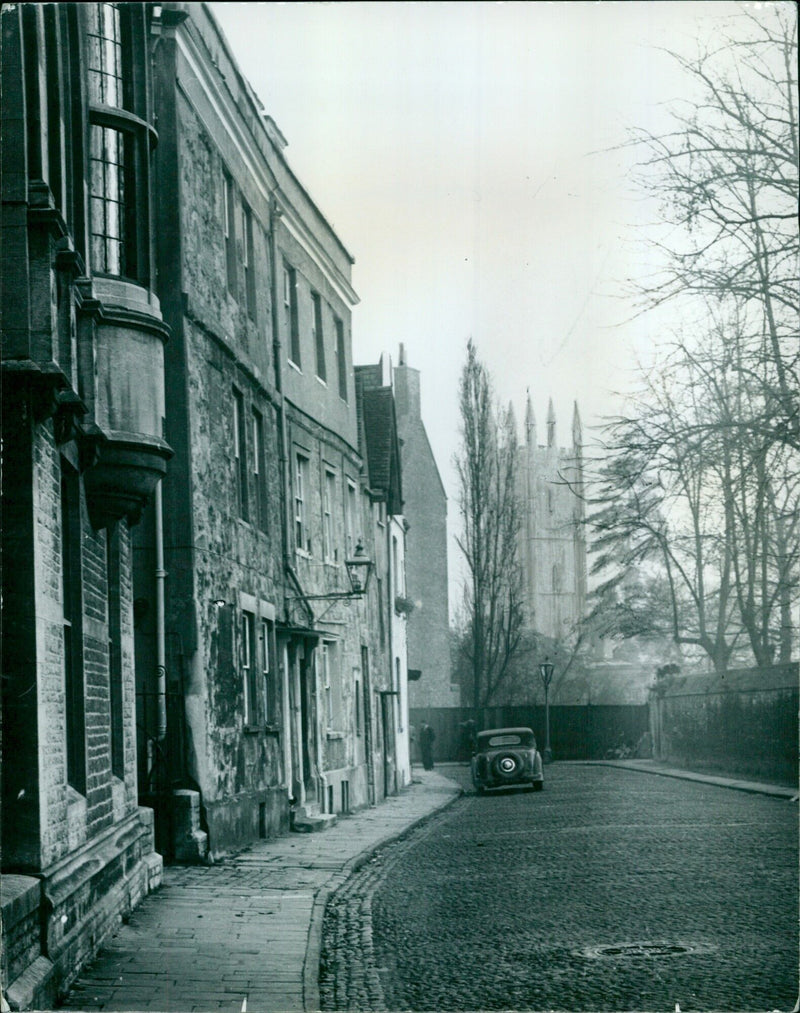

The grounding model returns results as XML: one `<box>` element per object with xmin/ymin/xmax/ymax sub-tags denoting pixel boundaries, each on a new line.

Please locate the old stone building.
<box><xmin>133</xmin><ymin>2</ymin><xmax>409</xmax><ymax>853</ymax></box>
<box><xmin>2</xmin><ymin>1</ymin><xmax>413</xmax><ymax>1001</ymax></box>
<box><xmin>1</xmin><ymin>4</ymin><xmax>167</xmax><ymax>1005</ymax></box>
<box><xmin>519</xmin><ymin>396</ymin><xmax>587</xmax><ymax>642</ymax></box>
<box><xmin>356</xmin><ymin>357</ymin><xmax>411</xmax><ymax>790</ymax></box>
<box><xmin>133</xmin><ymin>1</ymin><xmax>288</xmax><ymax>860</ymax></box>
<box><xmin>394</xmin><ymin>348</ymin><xmax>457</xmax><ymax>715</ymax></box>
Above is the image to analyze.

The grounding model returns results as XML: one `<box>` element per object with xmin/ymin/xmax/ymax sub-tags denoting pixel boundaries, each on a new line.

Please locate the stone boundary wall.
<box><xmin>649</xmin><ymin>663</ymin><xmax>798</xmax><ymax>785</ymax></box>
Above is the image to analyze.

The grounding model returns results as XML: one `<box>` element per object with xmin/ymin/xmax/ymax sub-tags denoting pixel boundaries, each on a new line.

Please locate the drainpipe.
<box><xmin>155</xmin><ymin>480</ymin><xmax>167</xmax><ymax>742</ymax></box>
<box><xmin>270</xmin><ymin>192</ymin><xmax>300</xmax><ymax>803</ymax></box>
<box><xmin>386</xmin><ymin>509</ymin><xmax>396</xmax><ymax>793</ymax></box>
<box><xmin>269</xmin><ymin>193</ymin><xmax>292</xmax><ymax>575</ymax></box>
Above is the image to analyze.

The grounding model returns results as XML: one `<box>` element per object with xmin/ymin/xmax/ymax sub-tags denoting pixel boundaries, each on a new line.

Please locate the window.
<box><xmin>242</xmin><ymin>610</ymin><xmax>258</xmax><ymax>725</ymax></box>
<box><xmin>335</xmin><ymin>317</ymin><xmax>347</xmax><ymax>401</ymax></box>
<box><xmin>233</xmin><ymin>388</ymin><xmax>248</xmax><ymax>521</ymax></box>
<box><xmin>321</xmin><ymin>643</ymin><xmax>332</xmax><ymax>727</ymax></box>
<box><xmin>395</xmin><ymin>658</ymin><xmax>403</xmax><ymax>732</ymax></box>
<box><xmin>252</xmin><ymin>408</ymin><xmax>268</xmax><ymax>533</ymax></box>
<box><xmin>89</xmin><ymin>124</ymin><xmax>136</xmax><ymax>277</ymax></box>
<box><xmin>377</xmin><ymin>576</ymin><xmax>385</xmax><ymax>647</ymax></box>
<box><xmin>223</xmin><ymin>171</ymin><xmax>237</xmax><ymax>295</ymax></box>
<box><xmin>61</xmin><ymin>460</ymin><xmax>86</xmax><ymax>793</ymax></box>
<box><xmin>284</xmin><ymin>264</ymin><xmax>300</xmax><ymax>367</ymax></box>
<box><xmin>243</xmin><ymin>201</ymin><xmax>256</xmax><ymax>319</ymax></box>
<box><xmin>547</xmin><ymin>486</ymin><xmax>554</xmax><ymax>513</ymax></box>
<box><xmin>345</xmin><ymin>480</ymin><xmax>358</xmax><ymax>557</ymax></box>
<box><xmin>87</xmin><ymin>3</ymin><xmax>126</xmax><ymax>107</ymax></box>
<box><xmin>323</xmin><ymin>469</ymin><xmax>336</xmax><ymax>562</ymax></box>
<box><xmin>552</xmin><ymin>565</ymin><xmax>561</xmax><ymax>593</ymax></box>
<box><xmin>86</xmin><ymin>3</ymin><xmax>149</xmax><ymax>283</ymax></box>
<box><xmin>107</xmin><ymin>526</ymin><xmax>124</xmax><ymax>778</ymax></box>
<box><xmin>312</xmin><ymin>292</ymin><xmax>326</xmax><ymax>381</ymax></box>
<box><xmin>294</xmin><ymin>453</ymin><xmax>310</xmax><ymax>553</ymax></box>
<box><xmin>355</xmin><ymin>671</ymin><xmax>361</xmax><ymax>736</ymax></box>
<box><xmin>260</xmin><ymin>618</ymin><xmax>276</xmax><ymax>724</ymax></box>
<box><xmin>392</xmin><ymin>535</ymin><xmax>403</xmax><ymax>595</ymax></box>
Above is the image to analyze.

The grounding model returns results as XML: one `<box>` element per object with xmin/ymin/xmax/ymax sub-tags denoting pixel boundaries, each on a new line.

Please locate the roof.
<box><xmin>477</xmin><ymin>727</ymin><xmax>535</xmax><ymax>739</ymax></box>
<box><xmin>354</xmin><ymin>368</ymin><xmax>403</xmax><ymax>514</ymax></box>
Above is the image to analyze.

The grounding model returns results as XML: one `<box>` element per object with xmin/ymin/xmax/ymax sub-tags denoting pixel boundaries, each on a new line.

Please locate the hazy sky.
<box><xmin>209</xmin><ymin>0</ymin><xmax>763</xmax><ymax>603</ymax></box>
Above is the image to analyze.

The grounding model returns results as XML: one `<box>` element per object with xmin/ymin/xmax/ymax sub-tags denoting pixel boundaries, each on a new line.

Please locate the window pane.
<box><xmin>336</xmin><ymin>318</ymin><xmax>347</xmax><ymax>400</ymax></box>
<box><xmin>90</xmin><ymin>124</ymin><xmax>135</xmax><ymax>277</ymax></box>
<box><xmin>313</xmin><ymin>293</ymin><xmax>326</xmax><ymax>380</ymax></box>
<box><xmin>87</xmin><ymin>3</ymin><xmax>124</xmax><ymax>107</ymax></box>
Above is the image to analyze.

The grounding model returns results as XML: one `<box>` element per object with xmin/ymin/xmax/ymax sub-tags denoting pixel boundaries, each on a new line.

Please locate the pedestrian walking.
<box><xmin>420</xmin><ymin>722</ymin><xmax>436</xmax><ymax>770</ymax></box>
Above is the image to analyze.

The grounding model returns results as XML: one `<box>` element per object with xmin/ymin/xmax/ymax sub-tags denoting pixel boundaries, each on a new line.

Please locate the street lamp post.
<box><xmin>539</xmin><ymin>658</ymin><xmax>554</xmax><ymax>764</ymax></box>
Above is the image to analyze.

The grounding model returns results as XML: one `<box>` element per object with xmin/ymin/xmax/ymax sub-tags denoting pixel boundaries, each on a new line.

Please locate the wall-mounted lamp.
<box><xmin>344</xmin><ymin>541</ymin><xmax>373</xmax><ymax>596</ymax></box>
<box><xmin>288</xmin><ymin>541</ymin><xmax>374</xmax><ymax>602</ymax></box>
<box><xmin>212</xmin><ymin>599</ymin><xmax>227</xmax><ymax>609</ymax></box>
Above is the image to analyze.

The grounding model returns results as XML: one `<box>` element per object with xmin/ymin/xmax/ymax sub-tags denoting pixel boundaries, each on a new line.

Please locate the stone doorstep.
<box><xmin>291</xmin><ymin>812</ymin><xmax>337</xmax><ymax>833</ymax></box>
<box><xmin>5</xmin><ymin>955</ymin><xmax>57</xmax><ymax>1012</ymax></box>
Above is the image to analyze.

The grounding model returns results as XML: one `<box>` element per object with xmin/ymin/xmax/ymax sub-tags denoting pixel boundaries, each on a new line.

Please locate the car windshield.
<box><xmin>480</xmin><ymin>731</ymin><xmax>535</xmax><ymax>749</ymax></box>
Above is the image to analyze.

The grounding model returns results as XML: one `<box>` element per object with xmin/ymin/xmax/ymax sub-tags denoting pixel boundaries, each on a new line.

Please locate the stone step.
<box><xmin>291</xmin><ymin>811</ymin><xmax>337</xmax><ymax>833</ymax></box>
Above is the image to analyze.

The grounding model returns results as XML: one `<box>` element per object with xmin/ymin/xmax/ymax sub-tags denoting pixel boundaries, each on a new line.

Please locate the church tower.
<box><xmin>518</xmin><ymin>397</ymin><xmax>586</xmax><ymax>642</ymax></box>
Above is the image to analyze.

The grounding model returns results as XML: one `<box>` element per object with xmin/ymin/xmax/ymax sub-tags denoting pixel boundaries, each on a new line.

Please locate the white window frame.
<box><xmin>345</xmin><ymin>479</ymin><xmax>357</xmax><ymax>558</ymax></box>
<box><xmin>295</xmin><ymin>452</ymin><xmax>310</xmax><ymax>553</ymax></box>
<box><xmin>323</xmin><ymin>468</ymin><xmax>337</xmax><ymax>563</ymax></box>
<box><xmin>242</xmin><ymin>609</ymin><xmax>257</xmax><ymax>725</ymax></box>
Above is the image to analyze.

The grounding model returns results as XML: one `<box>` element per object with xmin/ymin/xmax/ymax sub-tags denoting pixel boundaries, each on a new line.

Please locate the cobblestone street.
<box><xmin>320</xmin><ymin>764</ymin><xmax>798</xmax><ymax>1012</ymax></box>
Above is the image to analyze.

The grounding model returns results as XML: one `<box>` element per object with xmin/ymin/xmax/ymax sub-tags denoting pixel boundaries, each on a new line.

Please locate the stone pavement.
<box><xmin>577</xmin><ymin>757</ymin><xmax>798</xmax><ymax>798</ymax></box>
<box><xmin>58</xmin><ymin>758</ymin><xmax>795</xmax><ymax>1013</ymax></box>
<box><xmin>59</xmin><ymin>770</ymin><xmax>461</xmax><ymax>1013</ymax></box>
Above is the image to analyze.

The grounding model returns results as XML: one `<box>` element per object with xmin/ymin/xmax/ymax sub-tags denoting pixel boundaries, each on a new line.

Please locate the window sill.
<box><xmin>244</xmin><ymin>723</ymin><xmax>281</xmax><ymax>736</ymax></box>
<box><xmin>295</xmin><ymin>547</ymin><xmax>312</xmax><ymax>560</ymax></box>
<box><xmin>287</xmin><ymin>359</ymin><xmax>303</xmax><ymax>374</ymax></box>
<box><xmin>315</xmin><ymin>375</ymin><xmax>328</xmax><ymax>387</ymax></box>
<box><xmin>326</xmin><ymin>730</ymin><xmax>345</xmax><ymax>741</ymax></box>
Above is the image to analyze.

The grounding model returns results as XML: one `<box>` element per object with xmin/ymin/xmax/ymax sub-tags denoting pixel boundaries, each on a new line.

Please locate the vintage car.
<box><xmin>471</xmin><ymin>727</ymin><xmax>544</xmax><ymax>794</ymax></box>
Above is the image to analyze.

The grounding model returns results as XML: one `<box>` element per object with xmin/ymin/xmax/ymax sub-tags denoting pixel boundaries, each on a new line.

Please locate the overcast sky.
<box><xmin>209</xmin><ymin>0</ymin><xmax>764</xmax><ymax>607</ymax></box>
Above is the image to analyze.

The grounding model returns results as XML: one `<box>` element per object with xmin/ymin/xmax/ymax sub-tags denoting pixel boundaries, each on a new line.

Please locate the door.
<box><xmin>362</xmin><ymin>646</ymin><xmax>375</xmax><ymax>805</ymax></box>
<box><xmin>299</xmin><ymin>652</ymin><xmax>313</xmax><ymax>789</ymax></box>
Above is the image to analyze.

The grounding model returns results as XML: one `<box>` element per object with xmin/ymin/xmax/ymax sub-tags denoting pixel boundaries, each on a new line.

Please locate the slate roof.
<box><xmin>354</xmin><ymin>366</ymin><xmax>403</xmax><ymax>515</ymax></box>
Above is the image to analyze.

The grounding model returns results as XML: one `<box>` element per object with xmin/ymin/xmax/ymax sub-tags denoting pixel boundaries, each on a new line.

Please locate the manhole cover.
<box><xmin>580</xmin><ymin>941</ymin><xmax>705</xmax><ymax>959</ymax></box>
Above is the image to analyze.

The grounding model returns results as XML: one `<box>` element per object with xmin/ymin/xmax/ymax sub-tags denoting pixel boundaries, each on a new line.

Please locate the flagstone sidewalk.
<box><xmin>59</xmin><ymin>770</ymin><xmax>461</xmax><ymax>1013</ymax></box>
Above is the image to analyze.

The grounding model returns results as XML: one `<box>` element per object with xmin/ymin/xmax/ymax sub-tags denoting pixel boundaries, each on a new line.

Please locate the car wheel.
<box><xmin>492</xmin><ymin>751</ymin><xmax>523</xmax><ymax>781</ymax></box>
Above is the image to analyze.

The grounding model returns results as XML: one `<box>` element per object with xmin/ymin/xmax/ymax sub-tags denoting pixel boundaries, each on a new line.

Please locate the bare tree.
<box><xmin>628</xmin><ymin>6</ymin><xmax>798</xmax><ymax>450</ymax></box>
<box><xmin>588</xmin><ymin>8</ymin><xmax>799</xmax><ymax>672</ymax></box>
<box><xmin>589</xmin><ymin>322</ymin><xmax>799</xmax><ymax>672</ymax></box>
<box><xmin>455</xmin><ymin>340</ymin><xmax>525</xmax><ymax>710</ymax></box>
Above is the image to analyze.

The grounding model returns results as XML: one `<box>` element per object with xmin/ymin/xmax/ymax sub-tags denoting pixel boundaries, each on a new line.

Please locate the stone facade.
<box><xmin>2</xmin><ymin>4</ymin><xmax>166</xmax><ymax>1005</ymax></box>
<box><xmin>519</xmin><ymin>397</ymin><xmax>587</xmax><ymax>642</ymax></box>
<box><xmin>394</xmin><ymin>348</ymin><xmax>457</xmax><ymax>711</ymax></box>
<box><xmin>132</xmin><ymin>3</ymin><xmax>408</xmax><ymax>853</ymax></box>
<box><xmin>2</xmin><ymin>3</ymin><xmax>413</xmax><ymax>1001</ymax></box>
<box><xmin>355</xmin><ymin>359</ymin><xmax>412</xmax><ymax>791</ymax></box>
<box><xmin>134</xmin><ymin>4</ymin><xmax>287</xmax><ymax>860</ymax></box>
